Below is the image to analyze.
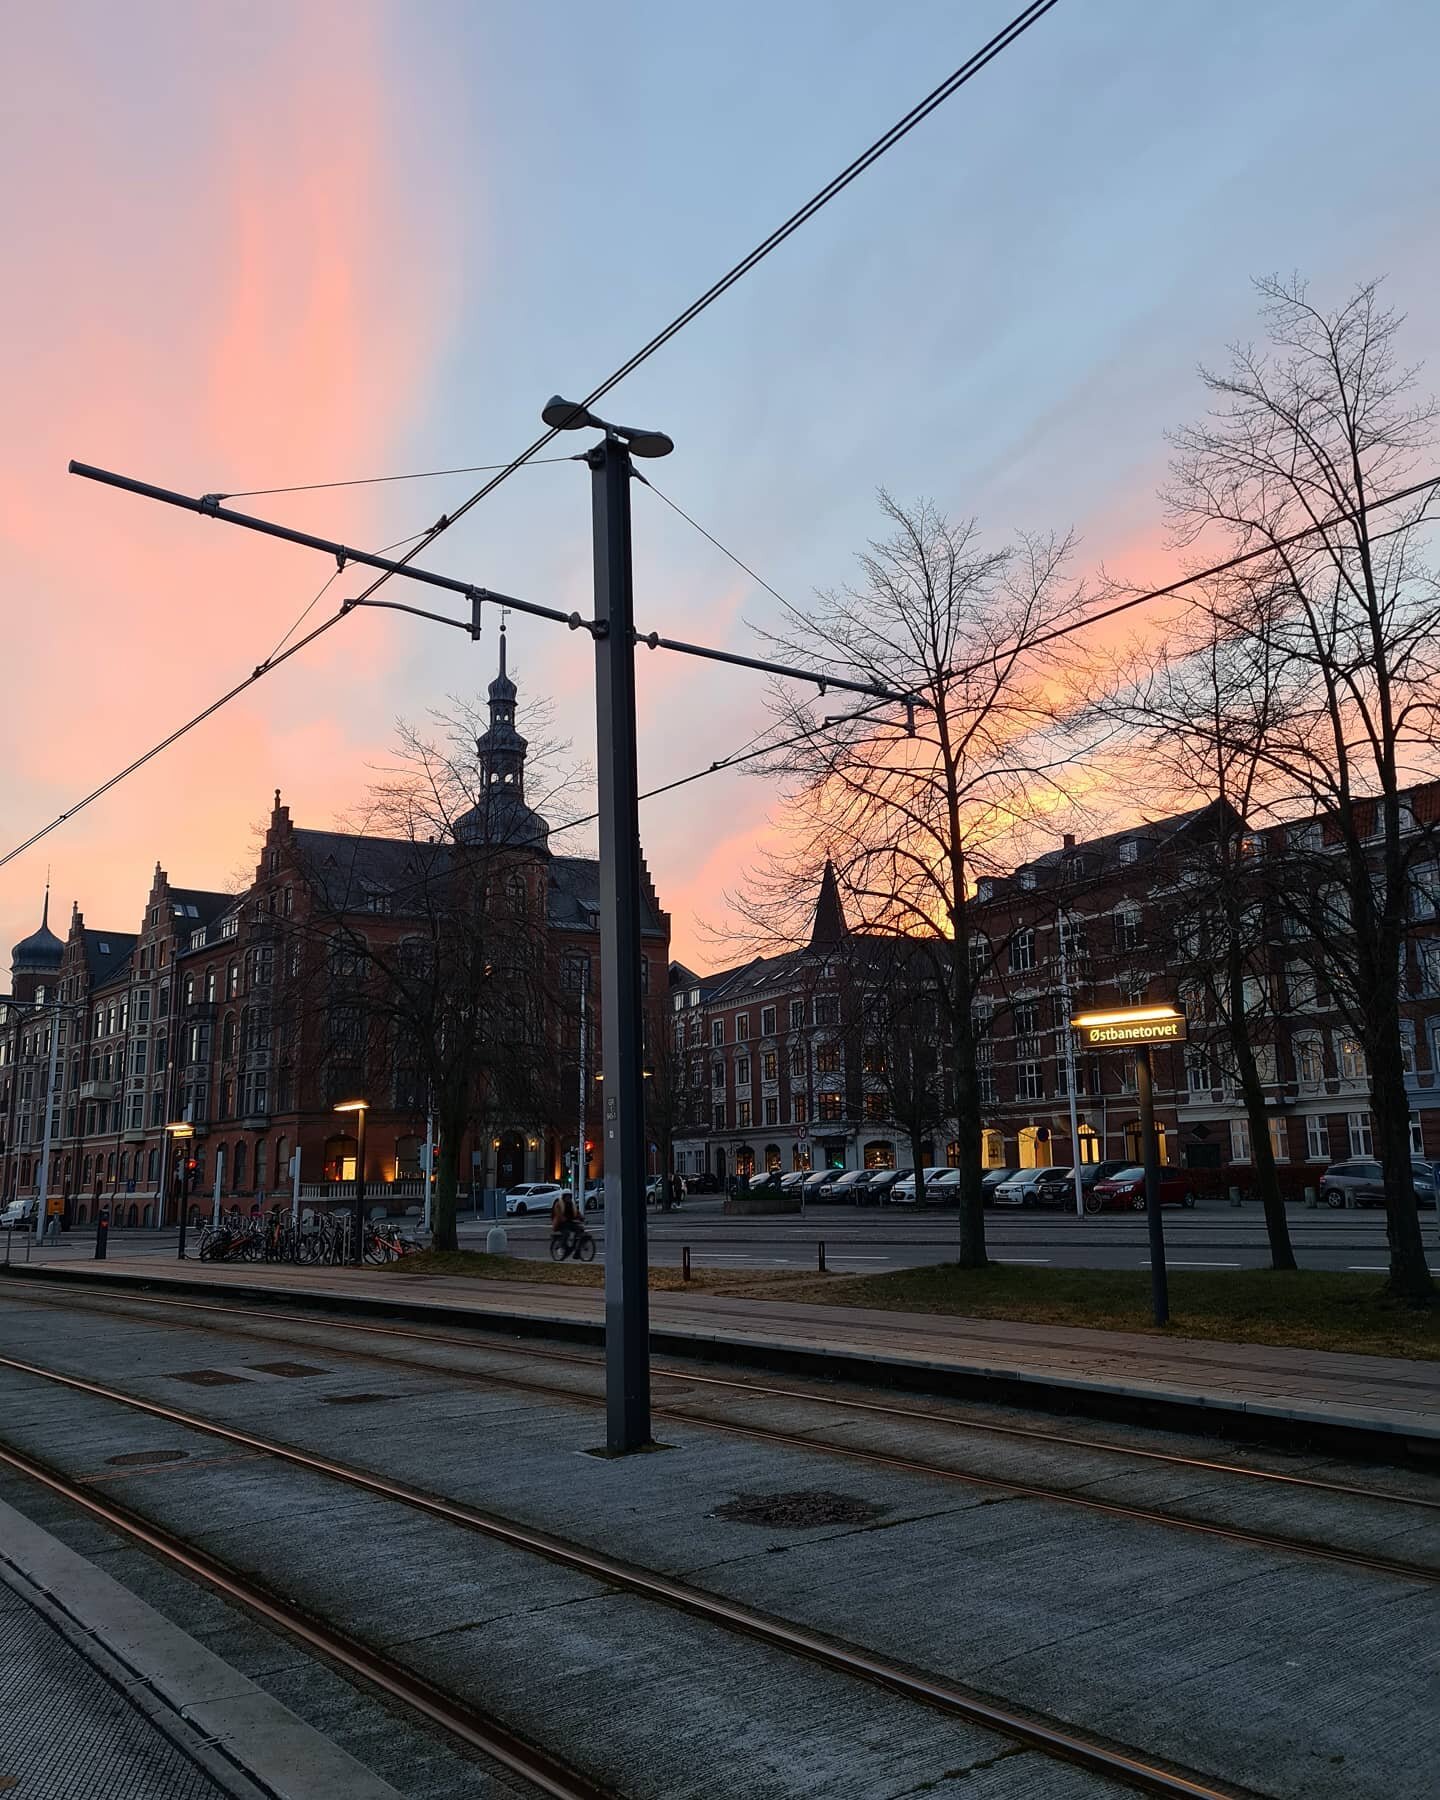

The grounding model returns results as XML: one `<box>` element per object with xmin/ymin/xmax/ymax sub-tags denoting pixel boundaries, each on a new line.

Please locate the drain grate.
<box><xmin>712</xmin><ymin>1490</ymin><xmax>889</xmax><ymax>1529</ymax></box>
<box><xmin>105</xmin><ymin>1450</ymin><xmax>190</xmax><ymax>1469</ymax></box>
<box><xmin>320</xmin><ymin>1393</ymin><xmax>392</xmax><ymax>1407</ymax></box>
<box><xmin>167</xmin><ymin>1370</ymin><xmax>251</xmax><ymax>1387</ymax></box>
<box><xmin>247</xmin><ymin>1362</ymin><xmax>328</xmax><ymax>1379</ymax></box>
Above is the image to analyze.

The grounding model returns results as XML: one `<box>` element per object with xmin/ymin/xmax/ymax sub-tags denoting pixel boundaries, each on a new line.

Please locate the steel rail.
<box><xmin>0</xmin><ymin>1438</ymin><xmax>611</xmax><ymax>1800</ymax></box>
<box><xmin>0</xmin><ymin>1350</ymin><xmax>1252</xmax><ymax>1799</ymax></box>
<box><xmin>21</xmin><ymin>1303</ymin><xmax>1427</xmax><ymax>1582</ymax></box>
<box><xmin>12</xmin><ymin>1280</ymin><xmax>1432</xmax><ymax>1514</ymax></box>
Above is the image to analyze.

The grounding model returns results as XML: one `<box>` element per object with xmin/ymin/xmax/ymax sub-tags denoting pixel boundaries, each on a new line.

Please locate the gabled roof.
<box><xmin>83</xmin><ymin>929</ymin><xmax>136</xmax><ymax>987</ymax></box>
<box><xmin>548</xmin><ymin>856</ymin><xmax>666</xmax><ymax>934</ymax></box>
<box><xmin>291</xmin><ymin>829</ymin><xmax>432</xmax><ymax>911</ymax></box>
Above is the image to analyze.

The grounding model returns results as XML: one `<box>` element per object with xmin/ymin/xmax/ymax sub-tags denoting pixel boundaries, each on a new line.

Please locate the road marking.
<box><xmin>992</xmin><ymin>1256</ymin><xmax>1051</xmax><ymax>1264</ymax></box>
<box><xmin>1164</xmin><ymin>1260</ymin><xmax>1242</xmax><ymax>1268</ymax></box>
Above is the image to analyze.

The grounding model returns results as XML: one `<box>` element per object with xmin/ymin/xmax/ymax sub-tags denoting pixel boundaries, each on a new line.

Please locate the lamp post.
<box><xmin>334</xmin><ymin>1100</ymin><xmax>368</xmax><ymax>1265</ymax></box>
<box><xmin>165</xmin><ymin>1123</ymin><xmax>195</xmax><ymax>1260</ymax></box>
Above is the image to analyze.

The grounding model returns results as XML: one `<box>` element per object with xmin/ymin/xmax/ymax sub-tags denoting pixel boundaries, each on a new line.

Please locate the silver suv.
<box><xmin>1319</xmin><ymin>1158</ymin><xmax>1437</xmax><ymax>1209</ymax></box>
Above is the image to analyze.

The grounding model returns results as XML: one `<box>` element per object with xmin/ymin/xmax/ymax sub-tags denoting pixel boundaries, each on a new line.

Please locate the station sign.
<box><xmin>1070</xmin><ymin>1004</ymin><xmax>1187</xmax><ymax>1050</ymax></box>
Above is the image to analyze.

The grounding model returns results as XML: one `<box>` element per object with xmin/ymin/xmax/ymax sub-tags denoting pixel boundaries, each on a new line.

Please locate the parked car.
<box><xmin>800</xmin><ymin>1168</ymin><xmax>841</xmax><ymax>1197</ymax></box>
<box><xmin>891</xmin><ymin>1167</ymin><xmax>950</xmax><ymax>1203</ymax></box>
<box><xmin>829</xmin><ymin>1169</ymin><xmax>875</xmax><ymax>1203</ymax></box>
<box><xmin>685</xmin><ymin>1171</ymin><xmax>722</xmax><ymax>1195</ymax></box>
<box><xmin>981</xmin><ymin>1167</ymin><xmax>1018</xmax><ymax>1204</ymax></box>
<box><xmin>1085</xmin><ymin>1167</ymin><xmax>1196</xmax><ymax>1212</ymax></box>
<box><xmin>1323</xmin><ymin>1157</ymin><xmax>1437</xmax><ymax>1209</ymax></box>
<box><xmin>1032</xmin><ymin>1160</ymin><xmax>1133</xmax><ymax>1206</ymax></box>
<box><xmin>505</xmin><ymin>1182</ymin><xmax>573</xmax><ymax>1216</ymax></box>
<box><xmin>0</xmin><ymin>1197</ymin><xmax>37</xmax><ymax>1232</ymax></box>
<box><xmin>864</xmin><ymin>1168</ymin><xmax>902</xmax><ymax>1202</ymax></box>
<box><xmin>992</xmin><ymin>1169</ymin><xmax>1052</xmax><ymax>1207</ymax></box>
<box><xmin>778</xmin><ymin>1171</ymin><xmax>809</xmax><ymax>1193</ymax></box>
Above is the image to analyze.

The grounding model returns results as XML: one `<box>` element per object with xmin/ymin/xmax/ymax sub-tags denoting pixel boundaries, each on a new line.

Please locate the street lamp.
<box><xmin>165</xmin><ymin>1123</ymin><xmax>195</xmax><ymax>1261</ymax></box>
<box><xmin>333</xmin><ymin>1100</ymin><xmax>369</xmax><ymax>1266</ymax></box>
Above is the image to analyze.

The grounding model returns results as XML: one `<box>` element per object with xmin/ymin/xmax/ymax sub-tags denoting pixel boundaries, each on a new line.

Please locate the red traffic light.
<box><xmin>584</xmin><ymin>1140</ymin><xmax>594</xmax><ymax>1153</ymax></box>
<box><xmin>186</xmin><ymin>1159</ymin><xmax>198</xmax><ymax>1173</ymax></box>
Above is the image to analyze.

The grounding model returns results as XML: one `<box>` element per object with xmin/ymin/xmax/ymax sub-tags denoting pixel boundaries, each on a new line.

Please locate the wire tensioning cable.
<box><xmin>218</xmin><ymin>457</ymin><xmax>575</xmax><ymax>501</ymax></box>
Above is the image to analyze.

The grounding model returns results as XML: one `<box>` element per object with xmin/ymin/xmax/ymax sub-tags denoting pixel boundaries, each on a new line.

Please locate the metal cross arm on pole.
<box><xmin>632</xmin><ymin>629</ymin><xmax>930</xmax><ymax>713</ymax></box>
<box><xmin>66</xmin><ymin>462</ymin><xmax>596</xmax><ymax>636</ymax></box>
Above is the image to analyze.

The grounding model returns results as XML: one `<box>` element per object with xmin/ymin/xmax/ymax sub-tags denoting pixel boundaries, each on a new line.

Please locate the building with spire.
<box><xmin>0</xmin><ymin>642</ymin><xmax>669</xmax><ymax>1223</ymax></box>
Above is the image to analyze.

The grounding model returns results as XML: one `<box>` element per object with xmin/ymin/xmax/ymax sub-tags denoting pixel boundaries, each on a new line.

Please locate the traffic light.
<box><xmin>186</xmin><ymin>1158</ymin><xmax>198</xmax><ymax>1174</ymax></box>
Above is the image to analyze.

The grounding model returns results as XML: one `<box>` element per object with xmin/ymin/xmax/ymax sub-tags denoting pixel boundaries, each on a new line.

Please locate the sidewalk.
<box><xmin>8</xmin><ymin>1254</ymin><xmax>1438</xmax><ymax>1458</ymax></box>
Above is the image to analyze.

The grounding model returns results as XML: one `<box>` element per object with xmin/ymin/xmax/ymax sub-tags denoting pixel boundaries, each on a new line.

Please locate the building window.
<box><xmin>1347</xmin><ymin>1112</ymin><xmax>1374</xmax><ymax>1157</ymax></box>
<box><xmin>863</xmin><ymin>1093</ymin><xmax>888</xmax><ymax>1122</ymax></box>
<box><xmin>814</xmin><ymin>995</ymin><xmax>839</xmax><ymax>1026</ymax></box>
<box><xmin>712</xmin><ymin>1063</ymin><xmax>725</xmax><ymax>1091</ymax></box>
<box><xmin>1187</xmin><ymin>1049</ymin><xmax>1217</xmax><ymax>1093</ymax></box>
<box><xmin>1419</xmin><ymin>941</ymin><xmax>1440</xmax><ymax>996</ymax></box>
<box><xmin>1305</xmin><ymin>1115</ymin><xmax>1329</xmax><ymax>1162</ymax></box>
<box><xmin>736</xmin><ymin>1013</ymin><xmax>750</xmax><ymax>1040</ymax></box>
<box><xmin>562</xmin><ymin>954</ymin><xmax>592</xmax><ymax>992</ymax></box>
<box><xmin>764</xmin><ymin>1097</ymin><xmax>779</xmax><ymax>1126</ymax></box>
<box><xmin>1017</xmin><ymin>1062</ymin><xmax>1044</xmax><ymax>1101</ymax></box>
<box><xmin>968</xmin><ymin>933</ymin><xmax>991</xmax><ymax>979</ymax></box>
<box><xmin>1338</xmin><ymin>1038</ymin><xmax>1367</xmax><ymax>1081</ymax></box>
<box><xmin>762</xmin><ymin>1051</ymin><xmax>778</xmax><ymax>1082</ymax></box>
<box><xmin>1008</xmin><ymin>930</ymin><xmax>1035</xmax><ymax>974</ymax></box>
<box><xmin>760</xmin><ymin>1006</ymin><xmax>776</xmax><ymax>1037</ymax></box>
<box><xmin>713</xmin><ymin>1103</ymin><xmax>726</xmax><ymax>1131</ymax></box>
<box><xmin>792</xmin><ymin>1094</ymin><xmax>808</xmax><ymax>1125</ymax></box>
<box><xmin>736</xmin><ymin>1057</ymin><xmax>751</xmax><ymax>1085</ymax></box>
<box><xmin>1268</xmin><ymin>1117</ymin><xmax>1288</xmax><ymax>1162</ymax></box>
<box><xmin>737</xmin><ymin>1101</ymin><xmax>752</xmax><ymax>1129</ymax></box>
<box><xmin>1410</xmin><ymin>1111</ymin><xmax>1425</xmax><ymax>1156</ymax></box>
<box><xmin>978</xmin><ymin>1068</ymin><xmax>997</xmax><ymax>1107</ymax></box>
<box><xmin>204</xmin><ymin>971</ymin><xmax>217</xmax><ymax>1005</ymax></box>
<box><xmin>1230</xmin><ymin>1118</ymin><xmax>1252</xmax><ymax>1162</ymax></box>
<box><xmin>817</xmin><ymin>1094</ymin><xmax>843</xmax><ymax>1123</ymax></box>
<box><xmin>789</xmin><ymin>999</ymin><xmax>804</xmax><ymax>1030</ymax></box>
<box><xmin>861</xmin><ymin>1042</ymin><xmax>887</xmax><ymax>1074</ymax></box>
<box><xmin>1118</xmin><ymin>838</ymin><xmax>1138</xmax><ymax>864</ymax></box>
<box><xmin>1295</xmin><ymin>1036</ymin><xmax>1324</xmax><ymax>1086</ymax></box>
<box><xmin>711</xmin><ymin>1021</ymin><xmax>724</xmax><ymax>1047</ymax></box>
<box><xmin>790</xmin><ymin>1048</ymin><xmax>805</xmax><ymax>1078</ymax></box>
<box><xmin>1114</xmin><ymin>903</ymin><xmax>1144</xmax><ymax>951</ymax></box>
<box><xmin>816</xmin><ymin>1044</ymin><xmax>841</xmax><ymax>1074</ymax></box>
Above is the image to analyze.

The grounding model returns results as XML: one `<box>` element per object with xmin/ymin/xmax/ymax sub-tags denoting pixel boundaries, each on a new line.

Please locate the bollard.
<box><xmin>1304</xmin><ymin>1186</ymin><xmax>1317</xmax><ymax>1210</ymax></box>
<box><xmin>1228</xmin><ymin>1185</ymin><xmax>1242</xmax><ymax>1208</ymax></box>
<box><xmin>485</xmin><ymin>1224</ymin><xmax>508</xmax><ymax>1256</ymax></box>
<box><xmin>818</xmin><ymin>1240</ymin><xmax>826</xmax><ymax>1273</ymax></box>
<box><xmin>95</xmin><ymin>1210</ymin><xmax>109</xmax><ymax>1260</ymax></box>
<box><xmin>682</xmin><ymin>1246</ymin><xmax>691</xmax><ymax>1282</ymax></box>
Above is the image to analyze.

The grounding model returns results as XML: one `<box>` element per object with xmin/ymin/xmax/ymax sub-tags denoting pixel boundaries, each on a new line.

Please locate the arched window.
<box><xmin>254</xmin><ymin>1139</ymin><xmax>268</xmax><ymax>1191</ymax></box>
<box><xmin>763</xmin><ymin>1143</ymin><xmax>783</xmax><ymax>1173</ymax></box>
<box><xmin>226</xmin><ymin>961</ymin><xmax>239</xmax><ymax>1000</ymax></box>
<box><xmin>182</xmin><ymin>974</ymin><xmax>195</xmax><ymax>1007</ymax></box>
<box><xmin>147</xmin><ymin>1148</ymin><xmax>160</xmax><ymax>1184</ymax></box>
<box><xmin>106</xmin><ymin>1152</ymin><xmax>116</xmax><ymax>1180</ymax></box>
<box><xmin>734</xmin><ymin>1146</ymin><xmax>755</xmax><ymax>1178</ymax></box>
<box><xmin>222</xmin><ymin>1014</ymin><xmax>237</xmax><ymax>1059</ymax></box>
<box><xmin>82</xmin><ymin>1155</ymin><xmax>93</xmax><ymax>1186</ymax></box>
<box><xmin>274</xmin><ymin>1136</ymin><xmax>289</xmax><ymax>1185</ymax></box>
<box><xmin>1077</xmin><ymin>1123</ymin><xmax>1101</xmax><ymax>1164</ymax></box>
<box><xmin>204</xmin><ymin>969</ymin><xmax>217</xmax><ymax>1004</ymax></box>
<box><xmin>232</xmin><ymin>1141</ymin><xmax>247</xmax><ymax>1190</ymax></box>
<box><xmin>980</xmin><ymin>1130</ymin><xmax>1005</xmax><ymax>1168</ymax></box>
<box><xmin>791</xmin><ymin>1145</ymin><xmax>811</xmax><ymax>1172</ymax></box>
<box><xmin>862</xmin><ymin>1140</ymin><xmax>894</xmax><ymax>1170</ymax></box>
<box><xmin>1017</xmin><ymin>1125</ymin><xmax>1053</xmax><ymax>1170</ymax></box>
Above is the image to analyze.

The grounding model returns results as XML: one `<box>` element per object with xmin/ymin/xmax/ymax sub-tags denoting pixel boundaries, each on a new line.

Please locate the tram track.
<box><xmin>0</xmin><ymin>1351</ymin><xmax>1261</xmax><ymax>1800</ymax></box>
<box><xmin>4</xmin><ymin>1281</ymin><xmax>1436</xmax><ymax>1574</ymax></box>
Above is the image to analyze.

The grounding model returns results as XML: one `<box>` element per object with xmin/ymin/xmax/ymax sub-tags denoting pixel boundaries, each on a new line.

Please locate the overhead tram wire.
<box><xmin>24</xmin><ymin>6</ymin><xmax>1060</xmax><ymax>875</ymax></box>
<box><xmin>567</xmin><ymin>468</ymin><xmax>1440</xmax><ymax>837</ymax></box>
<box><xmin>218</xmin><ymin>456</ymin><xmax>574</xmax><ymax>500</ymax></box>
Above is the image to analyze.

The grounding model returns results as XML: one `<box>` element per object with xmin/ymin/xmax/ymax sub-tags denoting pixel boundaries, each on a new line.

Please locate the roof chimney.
<box><xmin>1063</xmin><ymin>833</ymin><xmax>1076</xmax><ymax>851</ymax></box>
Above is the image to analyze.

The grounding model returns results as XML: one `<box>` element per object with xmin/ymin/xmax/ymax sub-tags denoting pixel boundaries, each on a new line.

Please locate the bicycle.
<box><xmin>549</xmin><ymin>1223</ymin><xmax>595</xmax><ymax>1262</ymax></box>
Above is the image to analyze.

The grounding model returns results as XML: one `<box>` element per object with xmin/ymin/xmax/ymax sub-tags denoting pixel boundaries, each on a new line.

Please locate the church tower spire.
<box><xmin>477</xmin><ymin>621</ymin><xmax>526</xmax><ymax>794</ymax></box>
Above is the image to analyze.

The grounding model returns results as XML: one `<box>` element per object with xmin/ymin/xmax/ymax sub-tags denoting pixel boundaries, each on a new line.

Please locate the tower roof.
<box><xmin>808</xmin><ymin>859</ymin><xmax>848</xmax><ymax>948</ymax></box>
<box><xmin>12</xmin><ymin>886</ymin><xmax>63</xmax><ymax>970</ymax></box>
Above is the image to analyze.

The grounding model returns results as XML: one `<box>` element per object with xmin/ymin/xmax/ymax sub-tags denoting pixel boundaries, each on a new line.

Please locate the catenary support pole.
<box><xmin>211</xmin><ymin>1146</ymin><xmax>223</xmax><ymax>1229</ymax></box>
<box><xmin>290</xmin><ymin>1148</ymin><xmax>302</xmax><ymax>1227</ymax></box>
<box><xmin>1135</xmin><ymin>1045</ymin><xmax>1169</xmax><ymax>1326</ymax></box>
<box><xmin>34</xmin><ymin>1003</ymin><xmax>61</xmax><ymax>1243</ymax></box>
<box><xmin>588</xmin><ymin>434</ymin><xmax>652</xmax><ymax>1453</ymax></box>
<box><xmin>577</xmin><ymin>978</ymin><xmax>589</xmax><ymax>1211</ymax></box>
<box><xmin>352</xmin><ymin>1108</ymin><xmax>368</xmax><ymax>1265</ymax></box>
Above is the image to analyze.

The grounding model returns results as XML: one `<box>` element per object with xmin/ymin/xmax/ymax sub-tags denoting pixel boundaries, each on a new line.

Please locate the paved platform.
<box><xmin>5</xmin><ymin>1255</ymin><xmax>1437</xmax><ymax>1459</ymax></box>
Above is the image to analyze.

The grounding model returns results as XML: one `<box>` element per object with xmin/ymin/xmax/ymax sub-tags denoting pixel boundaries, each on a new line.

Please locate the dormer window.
<box><xmin>1118</xmin><ymin>839</ymin><xmax>1138</xmax><ymax>864</ymax></box>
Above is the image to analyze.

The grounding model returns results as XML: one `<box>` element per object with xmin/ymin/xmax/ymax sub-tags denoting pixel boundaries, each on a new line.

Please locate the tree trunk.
<box><xmin>1368</xmin><ymin>1023</ymin><xmax>1435</xmax><ymax>1302</ymax></box>
<box><xmin>951</xmin><ymin>1045</ymin><xmax>988</xmax><ymax>1269</ymax></box>
<box><xmin>431</xmin><ymin>1115</ymin><xmax>464</xmax><ymax>1253</ymax></box>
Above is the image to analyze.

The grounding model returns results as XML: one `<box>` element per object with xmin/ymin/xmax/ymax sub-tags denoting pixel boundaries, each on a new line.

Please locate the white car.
<box><xmin>891</xmin><ymin>1167</ymin><xmax>953</xmax><ymax>1204</ymax></box>
<box><xmin>993</xmin><ymin>1170</ymin><xmax>1049</xmax><ymax>1207</ymax></box>
<box><xmin>0</xmin><ymin>1198</ymin><xmax>38</xmax><ymax>1231</ymax></box>
<box><xmin>505</xmin><ymin>1182</ymin><xmax>574</xmax><ymax>1216</ymax></box>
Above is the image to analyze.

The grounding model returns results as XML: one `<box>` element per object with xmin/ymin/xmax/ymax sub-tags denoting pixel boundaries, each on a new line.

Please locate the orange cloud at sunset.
<box><xmin>0</xmin><ymin>6</ymin><xmax>460</xmax><ymax>960</ymax></box>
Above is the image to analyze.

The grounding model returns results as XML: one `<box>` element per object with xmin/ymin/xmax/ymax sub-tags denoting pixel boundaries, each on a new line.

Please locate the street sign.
<box><xmin>797</xmin><ymin>1126</ymin><xmax>809</xmax><ymax>1142</ymax></box>
<box><xmin>1070</xmin><ymin>1004</ymin><xmax>1187</xmax><ymax>1050</ymax></box>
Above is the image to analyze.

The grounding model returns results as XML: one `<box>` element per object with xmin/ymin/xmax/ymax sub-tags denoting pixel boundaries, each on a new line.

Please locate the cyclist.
<box><xmin>550</xmin><ymin>1189</ymin><xmax>581</xmax><ymax>1258</ymax></box>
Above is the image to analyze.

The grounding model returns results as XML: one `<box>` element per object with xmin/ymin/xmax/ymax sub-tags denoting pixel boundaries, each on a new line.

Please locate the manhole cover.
<box><xmin>321</xmin><ymin>1393</ymin><xmax>391</xmax><ymax>1407</ymax></box>
<box><xmin>248</xmin><ymin>1362</ymin><xmax>328</xmax><ymax>1379</ymax></box>
<box><xmin>713</xmin><ymin>1490</ymin><xmax>888</xmax><ymax>1529</ymax></box>
<box><xmin>168</xmin><ymin>1369</ymin><xmax>251</xmax><ymax>1386</ymax></box>
<box><xmin>105</xmin><ymin>1449</ymin><xmax>190</xmax><ymax>1468</ymax></box>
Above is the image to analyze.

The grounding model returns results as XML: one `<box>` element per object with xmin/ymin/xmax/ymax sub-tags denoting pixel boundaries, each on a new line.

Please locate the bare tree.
<box><xmin>1094</xmin><ymin>618</ymin><xmax>1298</xmax><ymax>1268</ymax></box>
<box><xmin>1168</xmin><ymin>277</ymin><xmax>1440</xmax><ymax>1301</ymax></box>
<box><xmin>743</xmin><ymin>493</ymin><xmax>1083</xmax><ymax>1268</ymax></box>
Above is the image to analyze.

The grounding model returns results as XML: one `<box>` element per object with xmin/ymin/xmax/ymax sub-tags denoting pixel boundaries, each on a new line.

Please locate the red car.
<box><xmin>1084</xmin><ymin>1166</ymin><xmax>1196</xmax><ymax>1213</ymax></box>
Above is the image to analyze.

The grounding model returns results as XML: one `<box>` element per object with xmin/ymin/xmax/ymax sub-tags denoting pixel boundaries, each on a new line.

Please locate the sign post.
<box><xmin>1070</xmin><ymin>1005</ymin><xmax>1187</xmax><ymax>1327</ymax></box>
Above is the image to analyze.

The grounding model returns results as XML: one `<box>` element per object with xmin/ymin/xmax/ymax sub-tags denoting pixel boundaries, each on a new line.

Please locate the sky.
<box><xmin>4</xmin><ymin>0</ymin><xmax>1440</xmax><ymax>971</ymax></box>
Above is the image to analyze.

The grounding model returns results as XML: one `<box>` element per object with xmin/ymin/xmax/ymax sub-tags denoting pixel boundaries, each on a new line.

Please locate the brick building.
<box><xmin>0</xmin><ymin>645</ymin><xmax>669</xmax><ymax>1225</ymax></box>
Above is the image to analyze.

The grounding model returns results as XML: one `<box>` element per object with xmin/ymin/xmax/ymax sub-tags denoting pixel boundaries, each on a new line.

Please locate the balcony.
<box><xmin>241</xmin><ymin>1111</ymin><xmax>270</xmax><ymax>1131</ymax></box>
<box><xmin>185</xmin><ymin>1000</ymin><xmax>217</xmax><ymax>1022</ymax></box>
<box><xmin>79</xmin><ymin>1080</ymin><xmax>120</xmax><ymax>1103</ymax></box>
